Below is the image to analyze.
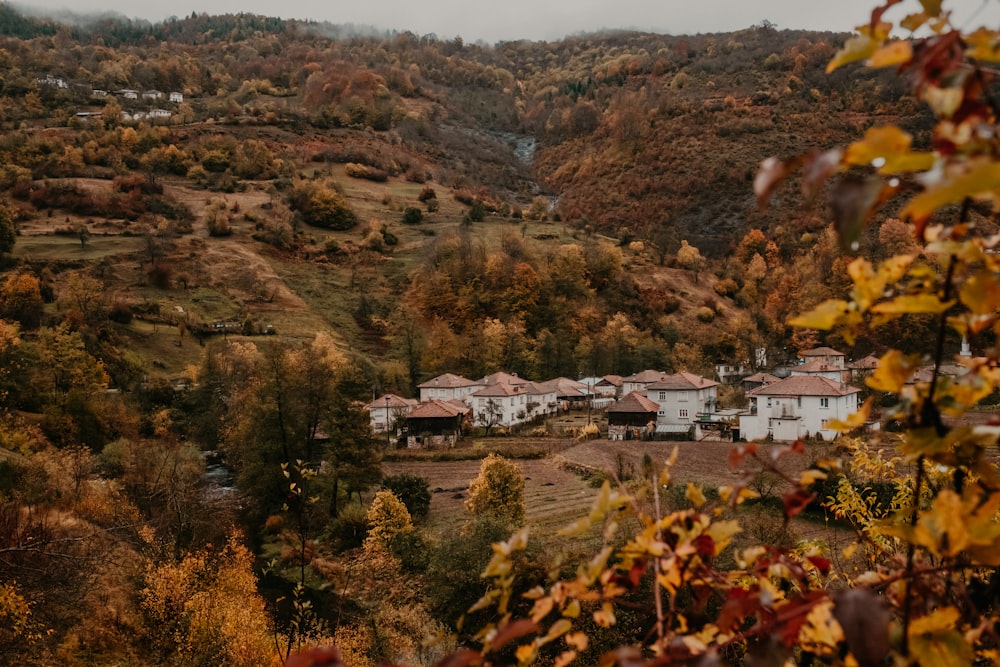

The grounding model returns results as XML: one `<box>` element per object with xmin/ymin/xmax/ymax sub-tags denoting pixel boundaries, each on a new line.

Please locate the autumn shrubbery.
<box><xmin>287</xmin><ymin>181</ymin><xmax>357</xmax><ymax>230</ymax></box>
<box><xmin>345</xmin><ymin>162</ymin><xmax>389</xmax><ymax>182</ymax></box>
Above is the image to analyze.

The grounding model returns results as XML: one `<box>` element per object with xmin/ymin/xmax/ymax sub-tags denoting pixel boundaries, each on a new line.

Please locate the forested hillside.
<box><xmin>3</xmin><ymin>1</ymin><xmax>1000</xmax><ymax>664</ymax></box>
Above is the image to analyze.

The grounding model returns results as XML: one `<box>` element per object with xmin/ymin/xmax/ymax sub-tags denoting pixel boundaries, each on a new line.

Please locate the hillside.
<box><xmin>0</xmin><ymin>7</ymin><xmax>942</xmax><ymax>394</ymax></box>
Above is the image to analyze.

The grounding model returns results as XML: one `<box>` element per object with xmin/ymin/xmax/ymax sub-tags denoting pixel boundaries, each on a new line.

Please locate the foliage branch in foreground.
<box><xmin>289</xmin><ymin>2</ymin><xmax>1000</xmax><ymax>666</ymax></box>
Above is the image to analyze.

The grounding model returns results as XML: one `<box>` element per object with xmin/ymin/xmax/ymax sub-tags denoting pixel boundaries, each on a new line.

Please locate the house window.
<box><xmin>678</xmin><ymin>391</ymin><xmax>689</xmax><ymax>402</ymax></box>
<box><xmin>821</xmin><ymin>419</ymin><xmax>829</xmax><ymax>428</ymax></box>
<box><xmin>510</xmin><ymin>398</ymin><xmax>515</xmax><ymax>407</ymax></box>
<box><xmin>658</xmin><ymin>391</ymin><xmax>666</xmax><ymax>400</ymax></box>
<box><xmin>658</xmin><ymin>410</ymin><xmax>665</xmax><ymax>416</ymax></box>
<box><xmin>679</xmin><ymin>409</ymin><xmax>689</xmax><ymax>419</ymax></box>
<box><xmin>797</xmin><ymin>397</ymin><xmax>801</xmax><ymax>407</ymax></box>
<box><xmin>479</xmin><ymin>399</ymin><xmax>485</xmax><ymax>407</ymax></box>
<box><xmin>820</xmin><ymin>398</ymin><xmax>830</xmax><ymax>408</ymax></box>
<box><xmin>767</xmin><ymin>398</ymin><xmax>772</xmax><ymax>407</ymax></box>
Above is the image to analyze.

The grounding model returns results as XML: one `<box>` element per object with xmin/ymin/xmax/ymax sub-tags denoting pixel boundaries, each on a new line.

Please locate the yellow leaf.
<box><xmin>705</xmin><ymin>520</ymin><xmax>741</xmax><ymax>554</ymax></box>
<box><xmin>871</xmin><ymin>294</ymin><xmax>954</xmax><ymax>315</ymax></box>
<box><xmin>908</xmin><ymin>607</ymin><xmax>968</xmax><ymax>665</ymax></box>
<box><xmin>827</xmin><ymin>397</ymin><xmax>873</xmax><ymax>432</ymax></box>
<box><xmin>845</xmin><ymin>126</ymin><xmax>912</xmax><ymax>166</ymax></box>
<box><xmin>563</xmin><ymin>600</ymin><xmax>581</xmax><ymax>619</ymax></box>
<box><xmin>900</xmin><ymin>12</ymin><xmax>929</xmax><ymax>32</ymax></box>
<box><xmin>798</xmin><ymin>599</ymin><xmax>844</xmax><ymax>655</ymax></box>
<box><xmin>902</xmin><ymin>160</ymin><xmax>1000</xmax><ymax>222</ymax></box>
<box><xmin>966</xmin><ymin>28</ymin><xmax>1000</xmax><ymax>62</ymax></box>
<box><xmin>788</xmin><ymin>299</ymin><xmax>852</xmax><ymax>330</ymax></box>
<box><xmin>544</xmin><ymin>619</ymin><xmax>573</xmax><ymax>644</ymax></box>
<box><xmin>686</xmin><ymin>482</ymin><xmax>706</xmax><ymax>508</ymax></box>
<box><xmin>866</xmin><ymin>349</ymin><xmax>921</xmax><ymax>393</ymax></box>
<box><xmin>800</xmin><ymin>469</ymin><xmax>828</xmax><ymax>486</ymax></box>
<box><xmin>918</xmin><ymin>0</ymin><xmax>942</xmax><ymax>17</ymax></box>
<box><xmin>523</xmin><ymin>586</ymin><xmax>545</xmax><ymax>600</ymax></box>
<box><xmin>828</xmin><ymin>32</ymin><xmax>881</xmax><ymax>73</ymax></box>
<box><xmin>922</xmin><ymin>84</ymin><xmax>965</xmax><ymax>118</ymax></box>
<box><xmin>515</xmin><ymin>643</ymin><xmax>537</xmax><ymax>664</ymax></box>
<box><xmin>960</xmin><ymin>271</ymin><xmax>1000</xmax><ymax>317</ymax></box>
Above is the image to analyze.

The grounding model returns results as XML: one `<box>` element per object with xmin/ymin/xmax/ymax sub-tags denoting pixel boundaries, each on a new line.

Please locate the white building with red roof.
<box><xmin>364</xmin><ymin>393</ymin><xmax>419</xmax><ymax>434</ymax></box>
<box><xmin>645</xmin><ymin>371</ymin><xmax>720</xmax><ymax>427</ymax></box>
<box><xmin>418</xmin><ymin>373</ymin><xmax>482</xmax><ymax>402</ymax></box>
<box><xmin>739</xmin><ymin>375</ymin><xmax>860</xmax><ymax>442</ymax></box>
<box><xmin>621</xmin><ymin>370</ymin><xmax>670</xmax><ymax>395</ymax></box>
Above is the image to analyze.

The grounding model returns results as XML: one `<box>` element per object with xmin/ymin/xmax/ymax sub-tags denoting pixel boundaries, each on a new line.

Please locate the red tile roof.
<box><xmin>622</xmin><ymin>369</ymin><xmax>670</xmax><ymax>383</ymax></box>
<box><xmin>407</xmin><ymin>399</ymin><xmax>470</xmax><ymax>419</ymax></box>
<box><xmin>749</xmin><ymin>375</ymin><xmax>859</xmax><ymax>397</ymax></box>
<box><xmin>800</xmin><ymin>346</ymin><xmax>846</xmax><ymax>357</ymax></box>
<box><xmin>365</xmin><ymin>393</ymin><xmax>418</xmax><ymax>410</ymax></box>
<box><xmin>417</xmin><ymin>373</ymin><xmax>479</xmax><ymax>389</ymax></box>
<box><xmin>608</xmin><ymin>391</ymin><xmax>660</xmax><ymax>414</ymax></box>
<box><xmin>646</xmin><ymin>371</ymin><xmax>719</xmax><ymax>390</ymax></box>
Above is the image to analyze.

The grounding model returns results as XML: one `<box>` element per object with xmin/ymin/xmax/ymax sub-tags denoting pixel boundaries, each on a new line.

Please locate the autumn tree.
<box><xmin>676</xmin><ymin>239</ymin><xmax>705</xmax><ymax>282</ymax></box>
<box><xmin>465</xmin><ymin>453</ymin><xmax>525</xmax><ymax>528</ymax></box>
<box><xmin>0</xmin><ymin>202</ymin><xmax>14</xmax><ymax>262</ymax></box>
<box><xmin>364</xmin><ymin>489</ymin><xmax>413</xmax><ymax>552</ymax></box>
<box><xmin>0</xmin><ymin>272</ymin><xmax>44</xmax><ymax>329</ymax></box>
<box><xmin>140</xmin><ymin>534</ymin><xmax>277</xmax><ymax>666</ymax></box>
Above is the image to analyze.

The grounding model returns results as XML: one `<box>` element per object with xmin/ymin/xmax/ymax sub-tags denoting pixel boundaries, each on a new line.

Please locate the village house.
<box><xmin>621</xmin><ymin>369</ymin><xmax>670</xmax><ymax>395</ymax></box>
<box><xmin>535</xmin><ymin>377</ymin><xmax>592</xmax><ymax>410</ymax></box>
<box><xmin>739</xmin><ymin>375</ymin><xmax>860</xmax><ymax>442</ymax></box>
<box><xmin>117</xmin><ymin>89</ymin><xmax>138</xmax><ymax>99</ymax></box>
<box><xmin>37</xmin><ymin>75</ymin><xmax>69</xmax><ymax>89</ymax></box>
<box><xmin>847</xmin><ymin>354</ymin><xmax>880</xmax><ymax>382</ymax></box>
<box><xmin>799</xmin><ymin>346</ymin><xmax>846</xmax><ymax>368</ymax></box>
<box><xmin>418</xmin><ymin>373</ymin><xmax>482</xmax><ymax>402</ymax></box>
<box><xmin>365</xmin><ymin>393</ymin><xmax>418</xmax><ymax>435</ymax></box>
<box><xmin>790</xmin><ymin>360</ymin><xmax>848</xmax><ymax>382</ymax></box>
<box><xmin>469</xmin><ymin>382</ymin><xmax>530</xmax><ymax>430</ymax></box>
<box><xmin>742</xmin><ymin>371</ymin><xmax>781</xmax><ymax>393</ymax></box>
<box><xmin>405</xmin><ymin>399</ymin><xmax>470</xmax><ymax>448</ymax></box>
<box><xmin>142</xmin><ymin>90</ymin><xmax>164</xmax><ymax>100</ymax></box>
<box><xmin>715</xmin><ymin>361</ymin><xmax>750</xmax><ymax>385</ymax></box>
<box><xmin>169</xmin><ymin>91</ymin><xmax>184</xmax><ymax>103</ymax></box>
<box><xmin>645</xmin><ymin>371</ymin><xmax>719</xmax><ymax>427</ymax></box>
<box><xmin>606</xmin><ymin>391</ymin><xmax>660</xmax><ymax>441</ymax></box>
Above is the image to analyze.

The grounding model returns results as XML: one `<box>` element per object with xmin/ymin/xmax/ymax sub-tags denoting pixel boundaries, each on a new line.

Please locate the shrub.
<box><xmin>696</xmin><ymin>306</ymin><xmax>716</xmax><ymax>323</ymax></box>
<box><xmin>147</xmin><ymin>263</ymin><xmax>172</xmax><ymax>289</ymax></box>
<box><xmin>418</xmin><ymin>186</ymin><xmax>437</xmax><ymax>203</ymax></box>
<box><xmin>401</xmin><ymin>207</ymin><xmax>423</xmax><ymax>225</ymax></box>
<box><xmin>345</xmin><ymin>162</ymin><xmax>389</xmax><ymax>182</ymax></box>
<box><xmin>382</xmin><ymin>474</ymin><xmax>431</xmax><ymax>521</ymax></box>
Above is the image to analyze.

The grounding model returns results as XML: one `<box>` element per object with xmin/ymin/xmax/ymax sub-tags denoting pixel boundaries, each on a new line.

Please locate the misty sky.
<box><xmin>17</xmin><ymin>0</ymin><xmax>1000</xmax><ymax>43</ymax></box>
